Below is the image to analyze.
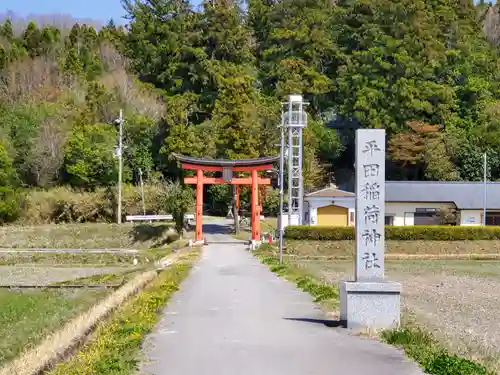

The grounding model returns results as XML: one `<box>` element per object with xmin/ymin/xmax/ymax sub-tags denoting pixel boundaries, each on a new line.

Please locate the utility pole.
<box><xmin>483</xmin><ymin>152</ymin><xmax>487</xmax><ymax>226</ymax></box>
<box><xmin>139</xmin><ymin>168</ymin><xmax>146</xmax><ymax>216</ymax></box>
<box><xmin>117</xmin><ymin>109</ymin><xmax>124</xmax><ymax>224</ymax></box>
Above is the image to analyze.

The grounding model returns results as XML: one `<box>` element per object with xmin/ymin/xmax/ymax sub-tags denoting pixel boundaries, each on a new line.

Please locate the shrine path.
<box><xmin>139</xmin><ymin>225</ymin><xmax>424</xmax><ymax>375</ymax></box>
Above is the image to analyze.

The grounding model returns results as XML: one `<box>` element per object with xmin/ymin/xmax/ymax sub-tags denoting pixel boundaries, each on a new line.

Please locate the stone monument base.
<box><xmin>339</xmin><ymin>281</ymin><xmax>401</xmax><ymax>330</ymax></box>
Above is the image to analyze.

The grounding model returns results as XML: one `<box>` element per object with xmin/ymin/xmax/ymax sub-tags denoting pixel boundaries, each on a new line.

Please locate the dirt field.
<box><xmin>294</xmin><ymin>258</ymin><xmax>500</xmax><ymax>371</ymax></box>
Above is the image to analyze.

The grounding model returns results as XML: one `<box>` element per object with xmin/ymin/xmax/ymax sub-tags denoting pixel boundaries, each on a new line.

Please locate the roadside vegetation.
<box><xmin>47</xmin><ymin>250</ymin><xmax>199</xmax><ymax>375</ymax></box>
<box><xmin>0</xmin><ymin>288</ymin><xmax>108</xmax><ymax>366</ymax></box>
<box><xmin>233</xmin><ymin>217</ymin><xmax>277</xmax><ymax>241</ymax></box>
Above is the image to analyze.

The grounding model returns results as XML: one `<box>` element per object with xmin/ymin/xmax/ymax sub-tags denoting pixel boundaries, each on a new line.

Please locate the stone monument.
<box><xmin>339</xmin><ymin>129</ymin><xmax>401</xmax><ymax>329</ymax></box>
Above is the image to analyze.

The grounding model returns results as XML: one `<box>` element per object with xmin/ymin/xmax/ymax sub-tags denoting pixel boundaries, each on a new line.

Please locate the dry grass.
<box><xmin>0</xmin><ymin>223</ymin><xmax>178</xmax><ymax>249</ymax></box>
<box><xmin>292</xmin><ymin>258</ymin><xmax>500</xmax><ymax>372</ymax></box>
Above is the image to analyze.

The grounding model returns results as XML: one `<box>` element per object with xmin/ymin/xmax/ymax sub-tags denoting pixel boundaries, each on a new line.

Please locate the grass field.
<box><xmin>0</xmin><ymin>221</ymin><xmax>190</xmax><ymax>369</ymax></box>
<box><xmin>0</xmin><ymin>223</ymin><xmax>180</xmax><ymax>249</ymax></box>
<box><xmin>0</xmin><ymin>252</ymin><xmax>138</xmax><ymax>266</ymax></box>
<box><xmin>0</xmin><ymin>288</ymin><xmax>109</xmax><ymax>366</ymax></box>
<box><xmin>284</xmin><ymin>239</ymin><xmax>500</xmax><ymax>257</ymax></box>
<box><xmin>269</xmin><ymin>238</ymin><xmax>500</xmax><ymax>372</ymax></box>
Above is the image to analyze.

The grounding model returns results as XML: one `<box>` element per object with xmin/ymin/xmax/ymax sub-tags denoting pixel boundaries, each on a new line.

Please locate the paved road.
<box><xmin>140</xmin><ymin>236</ymin><xmax>424</xmax><ymax>375</ymax></box>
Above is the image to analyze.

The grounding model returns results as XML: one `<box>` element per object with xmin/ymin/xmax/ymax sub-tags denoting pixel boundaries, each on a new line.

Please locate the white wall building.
<box><xmin>303</xmin><ymin>181</ymin><xmax>500</xmax><ymax>226</ymax></box>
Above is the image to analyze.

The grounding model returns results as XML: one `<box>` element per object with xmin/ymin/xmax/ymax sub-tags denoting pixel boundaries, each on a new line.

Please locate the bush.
<box><xmin>18</xmin><ymin>183</ymin><xmax>180</xmax><ymax>224</ymax></box>
<box><xmin>0</xmin><ymin>186</ymin><xmax>23</xmax><ymax>224</ymax></box>
<box><xmin>285</xmin><ymin>225</ymin><xmax>500</xmax><ymax>241</ymax></box>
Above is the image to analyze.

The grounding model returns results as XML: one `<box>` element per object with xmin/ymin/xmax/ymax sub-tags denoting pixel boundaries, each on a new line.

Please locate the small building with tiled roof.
<box><xmin>304</xmin><ymin>185</ymin><xmax>356</xmax><ymax>226</ymax></box>
<box><xmin>304</xmin><ymin>181</ymin><xmax>500</xmax><ymax>227</ymax></box>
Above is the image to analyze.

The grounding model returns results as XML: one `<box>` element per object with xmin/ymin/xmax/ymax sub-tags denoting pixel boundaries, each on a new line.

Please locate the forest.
<box><xmin>1</xmin><ymin>0</ymin><xmax>500</xmax><ymax>223</ymax></box>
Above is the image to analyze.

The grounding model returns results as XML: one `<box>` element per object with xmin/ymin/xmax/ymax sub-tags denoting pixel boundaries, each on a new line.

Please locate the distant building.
<box><xmin>303</xmin><ymin>181</ymin><xmax>500</xmax><ymax>226</ymax></box>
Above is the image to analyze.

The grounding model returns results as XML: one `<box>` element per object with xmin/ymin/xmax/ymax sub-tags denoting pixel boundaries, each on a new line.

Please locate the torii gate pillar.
<box><xmin>195</xmin><ymin>169</ymin><xmax>204</xmax><ymax>242</ymax></box>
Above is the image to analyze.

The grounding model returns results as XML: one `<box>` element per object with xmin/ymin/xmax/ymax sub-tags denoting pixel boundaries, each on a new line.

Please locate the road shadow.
<box><xmin>203</xmin><ymin>223</ymin><xmax>233</xmax><ymax>235</ymax></box>
<box><xmin>283</xmin><ymin>317</ymin><xmax>345</xmax><ymax>328</ymax></box>
<box><xmin>202</xmin><ymin>222</ymin><xmax>249</xmax><ymax>244</ymax></box>
<box><xmin>130</xmin><ymin>224</ymin><xmax>178</xmax><ymax>247</ymax></box>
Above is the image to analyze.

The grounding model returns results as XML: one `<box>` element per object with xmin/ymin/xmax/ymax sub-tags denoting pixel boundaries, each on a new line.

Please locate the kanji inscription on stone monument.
<box><xmin>355</xmin><ymin>129</ymin><xmax>385</xmax><ymax>281</ymax></box>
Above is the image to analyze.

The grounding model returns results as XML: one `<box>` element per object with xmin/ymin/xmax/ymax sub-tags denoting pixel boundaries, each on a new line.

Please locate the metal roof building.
<box><xmin>303</xmin><ymin>181</ymin><xmax>500</xmax><ymax>226</ymax></box>
<box><xmin>385</xmin><ymin>181</ymin><xmax>500</xmax><ymax>210</ymax></box>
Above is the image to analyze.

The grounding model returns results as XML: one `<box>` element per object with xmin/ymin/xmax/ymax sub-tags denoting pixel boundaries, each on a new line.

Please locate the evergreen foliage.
<box><xmin>0</xmin><ymin>0</ymin><xmax>500</xmax><ymax>222</ymax></box>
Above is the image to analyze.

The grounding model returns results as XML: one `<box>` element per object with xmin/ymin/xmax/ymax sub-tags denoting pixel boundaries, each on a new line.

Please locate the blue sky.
<box><xmin>1</xmin><ymin>0</ymin><xmax>127</xmax><ymax>24</ymax></box>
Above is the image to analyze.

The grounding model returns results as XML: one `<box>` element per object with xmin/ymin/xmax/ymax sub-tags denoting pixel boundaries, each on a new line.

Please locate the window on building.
<box><xmin>385</xmin><ymin>215</ymin><xmax>395</xmax><ymax>226</ymax></box>
<box><xmin>486</xmin><ymin>212</ymin><xmax>500</xmax><ymax>226</ymax></box>
<box><xmin>414</xmin><ymin>209</ymin><xmax>440</xmax><ymax>226</ymax></box>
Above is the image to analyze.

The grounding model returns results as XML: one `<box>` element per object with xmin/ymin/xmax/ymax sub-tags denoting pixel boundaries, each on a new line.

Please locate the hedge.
<box><xmin>285</xmin><ymin>225</ymin><xmax>500</xmax><ymax>241</ymax></box>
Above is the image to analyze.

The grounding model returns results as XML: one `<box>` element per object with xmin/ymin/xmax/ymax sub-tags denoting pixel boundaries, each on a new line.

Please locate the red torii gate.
<box><xmin>173</xmin><ymin>154</ymin><xmax>279</xmax><ymax>243</ymax></box>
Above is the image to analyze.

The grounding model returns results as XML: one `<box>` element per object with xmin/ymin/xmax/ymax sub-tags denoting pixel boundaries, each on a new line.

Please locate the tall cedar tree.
<box><xmin>196</xmin><ymin>0</ymin><xmax>261</xmax><ymax>159</ymax></box>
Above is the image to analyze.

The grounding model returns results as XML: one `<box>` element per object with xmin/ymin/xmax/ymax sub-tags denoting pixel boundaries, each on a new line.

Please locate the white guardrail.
<box><xmin>125</xmin><ymin>214</ymin><xmax>195</xmax><ymax>222</ymax></box>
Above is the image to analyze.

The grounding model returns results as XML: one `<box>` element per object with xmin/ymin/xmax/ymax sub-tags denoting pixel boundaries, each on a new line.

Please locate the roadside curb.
<box><xmin>0</xmin><ymin>251</ymin><xmax>186</xmax><ymax>375</ymax></box>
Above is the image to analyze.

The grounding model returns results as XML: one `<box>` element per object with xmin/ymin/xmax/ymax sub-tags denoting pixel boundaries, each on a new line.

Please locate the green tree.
<box><xmin>207</xmin><ymin>184</ymin><xmax>231</xmax><ymax>215</ymax></box>
<box><xmin>0</xmin><ymin>103</ymin><xmax>41</xmax><ymax>183</ymax></box>
<box><xmin>0</xmin><ymin>20</ymin><xmax>14</xmax><ymax>41</ymax></box>
<box><xmin>162</xmin><ymin>181</ymin><xmax>194</xmax><ymax>236</ymax></box>
<box><xmin>123</xmin><ymin>0</ymin><xmax>195</xmax><ymax>91</ymax></box>
<box><xmin>195</xmin><ymin>0</ymin><xmax>263</xmax><ymax>158</ymax></box>
<box><xmin>40</xmin><ymin>26</ymin><xmax>60</xmax><ymax>57</ymax></box>
<box><xmin>63</xmin><ymin>124</ymin><xmax>119</xmax><ymax>188</ymax></box>
<box><xmin>0</xmin><ymin>141</ymin><xmax>22</xmax><ymax>223</ymax></box>
<box><xmin>249</xmin><ymin>0</ymin><xmax>335</xmax><ymax>113</ymax></box>
<box><xmin>0</xmin><ymin>45</ymin><xmax>7</xmax><ymax>70</ymax></box>
<box><xmin>67</xmin><ymin>23</ymin><xmax>82</xmax><ymax>53</ymax></box>
<box><xmin>63</xmin><ymin>47</ymin><xmax>84</xmax><ymax>77</ymax></box>
<box><xmin>82</xmin><ymin>81</ymin><xmax>118</xmax><ymax>124</ymax></box>
<box><xmin>23</xmin><ymin>21</ymin><xmax>42</xmax><ymax>57</ymax></box>
<box><xmin>123</xmin><ymin>113</ymin><xmax>157</xmax><ymax>181</ymax></box>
